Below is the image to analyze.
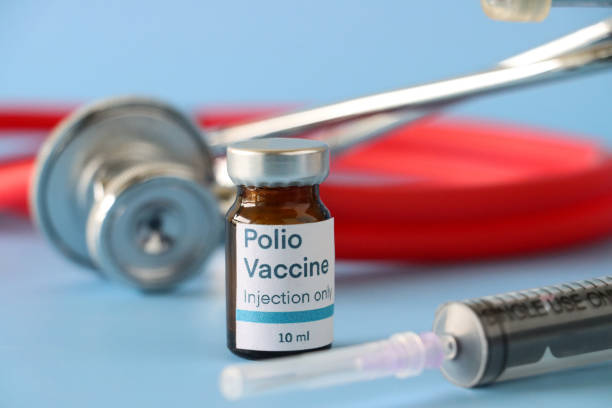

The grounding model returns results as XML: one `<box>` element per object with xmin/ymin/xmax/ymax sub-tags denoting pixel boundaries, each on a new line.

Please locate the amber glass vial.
<box><xmin>225</xmin><ymin>138</ymin><xmax>335</xmax><ymax>359</ymax></box>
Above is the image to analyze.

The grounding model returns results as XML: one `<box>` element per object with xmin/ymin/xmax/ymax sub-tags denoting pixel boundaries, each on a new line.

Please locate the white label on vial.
<box><xmin>235</xmin><ymin>219</ymin><xmax>334</xmax><ymax>351</ymax></box>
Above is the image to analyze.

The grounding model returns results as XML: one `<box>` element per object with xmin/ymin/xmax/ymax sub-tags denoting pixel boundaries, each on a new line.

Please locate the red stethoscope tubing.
<box><xmin>2</xmin><ymin>106</ymin><xmax>612</xmax><ymax>262</ymax></box>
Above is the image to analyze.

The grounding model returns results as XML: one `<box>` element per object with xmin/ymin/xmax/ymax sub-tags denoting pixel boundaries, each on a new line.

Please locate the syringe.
<box><xmin>220</xmin><ymin>276</ymin><xmax>612</xmax><ymax>400</ymax></box>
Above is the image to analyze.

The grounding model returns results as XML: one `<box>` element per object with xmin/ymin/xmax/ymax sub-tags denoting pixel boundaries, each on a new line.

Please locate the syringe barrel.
<box><xmin>433</xmin><ymin>276</ymin><xmax>612</xmax><ymax>387</ymax></box>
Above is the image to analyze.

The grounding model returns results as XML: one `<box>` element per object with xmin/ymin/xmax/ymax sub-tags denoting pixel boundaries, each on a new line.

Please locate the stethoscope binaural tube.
<box><xmin>205</xmin><ymin>17</ymin><xmax>612</xmax><ymax>153</ymax></box>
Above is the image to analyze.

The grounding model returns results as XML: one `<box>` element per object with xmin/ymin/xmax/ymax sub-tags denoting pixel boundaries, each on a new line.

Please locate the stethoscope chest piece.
<box><xmin>31</xmin><ymin>97</ymin><xmax>223</xmax><ymax>290</ymax></box>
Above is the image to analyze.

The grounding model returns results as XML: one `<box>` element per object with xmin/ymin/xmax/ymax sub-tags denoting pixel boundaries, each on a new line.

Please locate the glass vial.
<box><xmin>225</xmin><ymin>138</ymin><xmax>334</xmax><ymax>359</ymax></box>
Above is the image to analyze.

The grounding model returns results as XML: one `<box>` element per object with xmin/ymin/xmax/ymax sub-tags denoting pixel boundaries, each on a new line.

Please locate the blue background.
<box><xmin>1</xmin><ymin>1</ymin><xmax>611</xmax><ymax>407</ymax></box>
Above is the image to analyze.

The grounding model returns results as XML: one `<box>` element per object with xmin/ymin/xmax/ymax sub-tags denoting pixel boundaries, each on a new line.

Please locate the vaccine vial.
<box><xmin>225</xmin><ymin>138</ymin><xmax>334</xmax><ymax>359</ymax></box>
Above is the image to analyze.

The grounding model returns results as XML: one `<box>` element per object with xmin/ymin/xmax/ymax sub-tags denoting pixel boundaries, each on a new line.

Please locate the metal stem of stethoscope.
<box><xmin>31</xmin><ymin>18</ymin><xmax>612</xmax><ymax>291</ymax></box>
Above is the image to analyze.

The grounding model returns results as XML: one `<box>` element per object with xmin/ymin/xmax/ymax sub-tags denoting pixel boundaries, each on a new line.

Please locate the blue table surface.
<box><xmin>1</xmin><ymin>1</ymin><xmax>612</xmax><ymax>407</ymax></box>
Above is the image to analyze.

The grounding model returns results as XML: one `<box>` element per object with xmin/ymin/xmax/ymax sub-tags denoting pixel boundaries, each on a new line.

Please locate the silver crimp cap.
<box><xmin>226</xmin><ymin>138</ymin><xmax>329</xmax><ymax>187</ymax></box>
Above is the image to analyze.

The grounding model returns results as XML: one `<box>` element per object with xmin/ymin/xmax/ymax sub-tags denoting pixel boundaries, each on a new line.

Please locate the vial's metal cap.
<box><xmin>226</xmin><ymin>138</ymin><xmax>329</xmax><ymax>187</ymax></box>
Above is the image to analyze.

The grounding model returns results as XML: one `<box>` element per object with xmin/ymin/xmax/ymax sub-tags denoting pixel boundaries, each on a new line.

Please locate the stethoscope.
<box><xmin>1</xmin><ymin>18</ymin><xmax>612</xmax><ymax>291</ymax></box>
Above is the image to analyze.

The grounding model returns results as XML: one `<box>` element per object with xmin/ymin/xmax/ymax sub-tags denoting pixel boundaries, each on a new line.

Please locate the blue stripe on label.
<box><xmin>236</xmin><ymin>304</ymin><xmax>334</xmax><ymax>324</ymax></box>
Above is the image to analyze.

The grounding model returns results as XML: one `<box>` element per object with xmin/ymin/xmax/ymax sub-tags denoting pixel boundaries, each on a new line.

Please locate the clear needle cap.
<box><xmin>220</xmin><ymin>331</ymin><xmax>454</xmax><ymax>401</ymax></box>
